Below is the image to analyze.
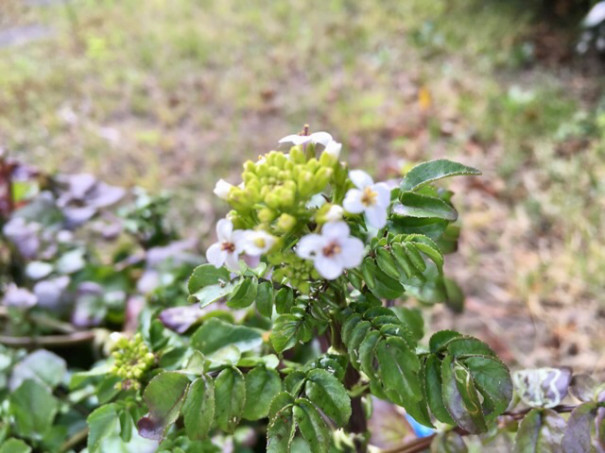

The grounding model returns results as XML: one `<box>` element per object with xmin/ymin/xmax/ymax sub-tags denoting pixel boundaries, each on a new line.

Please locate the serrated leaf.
<box><xmin>401</xmin><ymin>159</ymin><xmax>481</xmax><ymax>192</ymax></box>
<box><xmin>359</xmin><ymin>330</ymin><xmax>381</xmax><ymax>382</ymax></box>
<box><xmin>304</xmin><ymin>369</ymin><xmax>351</xmax><ymax>427</ymax></box>
<box><xmin>267</xmin><ymin>406</ymin><xmax>295</xmax><ymax>453</ymax></box>
<box><xmin>191</xmin><ymin>318</ymin><xmax>262</xmax><ymax>356</ymax></box>
<box><xmin>243</xmin><ymin>367</ymin><xmax>282</xmax><ymax>421</ymax></box>
<box><xmin>362</xmin><ymin>258</ymin><xmax>404</xmax><ymax>299</ymax></box>
<box><xmin>462</xmin><ymin>356</ymin><xmax>512</xmax><ymax>421</ymax></box>
<box><xmin>188</xmin><ymin>264</ymin><xmax>231</xmax><ymax>294</ymax></box>
<box><xmin>269</xmin><ymin>392</ymin><xmax>295</xmax><ymax>420</ymax></box>
<box><xmin>514</xmin><ymin>409</ymin><xmax>565</xmax><ymax>453</ymax></box>
<box><xmin>227</xmin><ymin>278</ymin><xmax>257</xmax><ymax>309</ymax></box>
<box><xmin>441</xmin><ymin>355</ymin><xmax>486</xmax><ymax>434</ymax></box>
<box><xmin>345</xmin><ymin>320</ymin><xmax>371</xmax><ymax>368</ymax></box>
<box><xmin>10</xmin><ymin>380</ymin><xmax>59</xmax><ymax>439</ymax></box>
<box><xmin>394</xmin><ymin>193</ymin><xmax>458</xmax><ymax>221</ymax></box>
<box><xmin>513</xmin><ymin>368</ymin><xmax>572</xmax><ymax>409</ymax></box>
<box><xmin>182</xmin><ymin>375</ymin><xmax>215</xmax><ymax>440</ymax></box>
<box><xmin>562</xmin><ymin>402</ymin><xmax>598</xmax><ymax>453</ymax></box>
<box><xmin>446</xmin><ymin>337</ymin><xmax>497</xmax><ymax>358</ymax></box>
<box><xmin>256</xmin><ymin>281</ymin><xmax>274</xmax><ymax>318</ymax></box>
<box><xmin>271</xmin><ymin>314</ymin><xmax>309</xmax><ymax>353</ymax></box>
<box><xmin>430</xmin><ymin>330</ymin><xmax>463</xmax><ymax>354</ymax></box>
<box><xmin>214</xmin><ymin>367</ymin><xmax>245</xmax><ymax>433</ymax></box>
<box><xmin>141</xmin><ymin>372</ymin><xmax>190</xmax><ymax>438</ymax></box>
<box><xmin>424</xmin><ymin>355</ymin><xmax>455</xmax><ymax>425</ymax></box>
<box><xmin>293</xmin><ymin>399</ymin><xmax>330</xmax><ymax>453</ymax></box>
<box><xmin>118</xmin><ymin>408</ymin><xmax>133</xmax><ymax>443</ymax></box>
<box><xmin>87</xmin><ymin>404</ymin><xmax>119</xmax><ymax>452</ymax></box>
<box><xmin>390</xmin><ymin>306</ymin><xmax>424</xmax><ymax>343</ymax></box>
<box><xmin>274</xmin><ymin>287</ymin><xmax>294</xmax><ymax>314</ymax></box>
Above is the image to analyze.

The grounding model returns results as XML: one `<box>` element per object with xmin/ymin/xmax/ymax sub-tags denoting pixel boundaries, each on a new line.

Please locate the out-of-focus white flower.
<box><xmin>584</xmin><ymin>2</ymin><xmax>605</xmax><ymax>28</ymax></box>
<box><xmin>214</xmin><ymin>179</ymin><xmax>235</xmax><ymax>200</ymax></box>
<box><xmin>2</xmin><ymin>284</ymin><xmax>37</xmax><ymax>309</ymax></box>
<box><xmin>324</xmin><ymin>205</ymin><xmax>344</xmax><ymax>222</ymax></box>
<box><xmin>206</xmin><ymin>219</ymin><xmax>245</xmax><ymax>271</ymax></box>
<box><xmin>343</xmin><ymin>170</ymin><xmax>391</xmax><ymax>229</ymax></box>
<box><xmin>242</xmin><ymin>230</ymin><xmax>276</xmax><ymax>256</ymax></box>
<box><xmin>296</xmin><ymin>222</ymin><xmax>364</xmax><ymax>280</ymax></box>
<box><xmin>279</xmin><ymin>131</ymin><xmax>333</xmax><ymax>147</ymax></box>
<box><xmin>323</xmin><ymin>140</ymin><xmax>342</xmax><ymax>159</ymax></box>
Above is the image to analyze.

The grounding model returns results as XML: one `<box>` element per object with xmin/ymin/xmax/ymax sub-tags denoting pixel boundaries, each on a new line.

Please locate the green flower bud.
<box><xmin>276</xmin><ymin>213</ymin><xmax>296</xmax><ymax>233</ymax></box>
<box><xmin>258</xmin><ymin>207</ymin><xmax>277</xmax><ymax>223</ymax></box>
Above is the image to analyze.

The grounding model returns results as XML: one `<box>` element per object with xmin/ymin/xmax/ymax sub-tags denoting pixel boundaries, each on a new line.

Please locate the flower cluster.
<box><xmin>109</xmin><ymin>333</ymin><xmax>155</xmax><ymax>390</ymax></box>
<box><xmin>205</xmin><ymin>129</ymin><xmax>392</xmax><ymax>282</ymax></box>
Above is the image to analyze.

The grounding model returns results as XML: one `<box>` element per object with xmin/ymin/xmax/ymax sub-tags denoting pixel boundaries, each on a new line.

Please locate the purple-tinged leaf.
<box><xmin>562</xmin><ymin>402</ymin><xmax>598</xmax><ymax>453</ymax></box>
<box><xmin>514</xmin><ymin>409</ymin><xmax>565</xmax><ymax>453</ymax></box>
<box><xmin>513</xmin><ymin>368</ymin><xmax>572</xmax><ymax>409</ymax></box>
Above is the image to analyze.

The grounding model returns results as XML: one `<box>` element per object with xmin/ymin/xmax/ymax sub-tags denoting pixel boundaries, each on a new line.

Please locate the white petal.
<box><xmin>224</xmin><ymin>252</ymin><xmax>241</xmax><ymax>272</ymax></box>
<box><xmin>309</xmin><ymin>131</ymin><xmax>333</xmax><ymax>147</ymax></box>
<box><xmin>373</xmin><ymin>182</ymin><xmax>391</xmax><ymax>208</ymax></box>
<box><xmin>306</xmin><ymin>193</ymin><xmax>326</xmax><ymax>209</ymax></box>
<box><xmin>322</xmin><ymin>221</ymin><xmax>350</xmax><ymax>239</ymax></box>
<box><xmin>231</xmin><ymin>230</ymin><xmax>246</xmax><ymax>253</ymax></box>
<box><xmin>243</xmin><ymin>231</ymin><xmax>275</xmax><ymax>255</ymax></box>
<box><xmin>365</xmin><ymin>205</ymin><xmax>388</xmax><ymax>229</ymax></box>
<box><xmin>343</xmin><ymin>189</ymin><xmax>365</xmax><ymax>213</ymax></box>
<box><xmin>213</xmin><ymin>179</ymin><xmax>234</xmax><ymax>200</ymax></box>
<box><xmin>323</xmin><ymin>140</ymin><xmax>342</xmax><ymax>158</ymax></box>
<box><xmin>349</xmin><ymin>170</ymin><xmax>373</xmax><ymax>189</ymax></box>
<box><xmin>585</xmin><ymin>3</ymin><xmax>605</xmax><ymax>27</ymax></box>
<box><xmin>296</xmin><ymin>234</ymin><xmax>324</xmax><ymax>259</ymax></box>
<box><xmin>206</xmin><ymin>243</ymin><xmax>226</xmax><ymax>268</ymax></box>
<box><xmin>339</xmin><ymin>237</ymin><xmax>365</xmax><ymax>268</ymax></box>
<box><xmin>216</xmin><ymin>218</ymin><xmax>233</xmax><ymax>241</ymax></box>
<box><xmin>278</xmin><ymin>134</ymin><xmax>310</xmax><ymax>145</ymax></box>
<box><xmin>325</xmin><ymin>205</ymin><xmax>344</xmax><ymax>222</ymax></box>
<box><xmin>314</xmin><ymin>255</ymin><xmax>344</xmax><ymax>280</ymax></box>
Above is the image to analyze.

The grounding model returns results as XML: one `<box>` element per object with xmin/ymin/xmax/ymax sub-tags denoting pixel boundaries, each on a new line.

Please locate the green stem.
<box><xmin>0</xmin><ymin>330</ymin><xmax>96</xmax><ymax>348</ymax></box>
<box><xmin>60</xmin><ymin>426</ymin><xmax>89</xmax><ymax>452</ymax></box>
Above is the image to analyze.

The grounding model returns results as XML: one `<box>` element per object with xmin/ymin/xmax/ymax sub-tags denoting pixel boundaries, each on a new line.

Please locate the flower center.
<box><xmin>221</xmin><ymin>241</ymin><xmax>235</xmax><ymax>253</ymax></box>
<box><xmin>253</xmin><ymin>237</ymin><xmax>266</xmax><ymax>249</ymax></box>
<box><xmin>322</xmin><ymin>241</ymin><xmax>342</xmax><ymax>258</ymax></box>
<box><xmin>361</xmin><ymin>187</ymin><xmax>378</xmax><ymax>206</ymax></box>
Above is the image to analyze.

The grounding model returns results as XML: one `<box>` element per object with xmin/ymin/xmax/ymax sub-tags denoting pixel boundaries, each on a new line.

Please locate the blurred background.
<box><xmin>1</xmin><ymin>0</ymin><xmax>604</xmax><ymax>373</ymax></box>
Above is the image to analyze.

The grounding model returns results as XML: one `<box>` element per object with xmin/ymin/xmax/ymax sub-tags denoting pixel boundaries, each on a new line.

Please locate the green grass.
<box><xmin>2</xmin><ymin>0</ymin><xmax>605</xmax><ymax>364</ymax></box>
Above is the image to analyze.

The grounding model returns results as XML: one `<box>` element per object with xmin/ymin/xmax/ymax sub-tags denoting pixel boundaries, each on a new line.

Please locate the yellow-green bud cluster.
<box><xmin>109</xmin><ymin>333</ymin><xmax>155</xmax><ymax>390</ymax></box>
<box><xmin>271</xmin><ymin>253</ymin><xmax>318</xmax><ymax>294</ymax></box>
<box><xmin>227</xmin><ymin>146</ymin><xmax>335</xmax><ymax>232</ymax></box>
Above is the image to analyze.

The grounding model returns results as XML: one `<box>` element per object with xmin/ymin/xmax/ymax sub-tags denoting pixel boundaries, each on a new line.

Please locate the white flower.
<box><xmin>323</xmin><ymin>140</ymin><xmax>342</xmax><ymax>159</ymax></box>
<box><xmin>343</xmin><ymin>170</ymin><xmax>391</xmax><ymax>229</ymax></box>
<box><xmin>279</xmin><ymin>131</ymin><xmax>333</xmax><ymax>147</ymax></box>
<box><xmin>213</xmin><ymin>179</ymin><xmax>234</xmax><ymax>200</ymax></box>
<box><xmin>242</xmin><ymin>230</ymin><xmax>276</xmax><ymax>256</ymax></box>
<box><xmin>324</xmin><ymin>205</ymin><xmax>344</xmax><ymax>222</ymax></box>
<box><xmin>296</xmin><ymin>222</ymin><xmax>364</xmax><ymax>280</ymax></box>
<box><xmin>206</xmin><ymin>219</ymin><xmax>245</xmax><ymax>271</ymax></box>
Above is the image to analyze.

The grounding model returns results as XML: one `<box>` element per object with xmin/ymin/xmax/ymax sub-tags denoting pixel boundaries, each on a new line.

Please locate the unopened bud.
<box><xmin>214</xmin><ymin>179</ymin><xmax>234</xmax><ymax>200</ymax></box>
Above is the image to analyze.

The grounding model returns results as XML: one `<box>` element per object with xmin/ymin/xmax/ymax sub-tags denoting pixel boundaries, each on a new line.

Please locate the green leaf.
<box><xmin>401</xmin><ymin>159</ymin><xmax>481</xmax><ymax>192</ymax></box>
<box><xmin>118</xmin><ymin>408</ymin><xmax>133</xmax><ymax>443</ymax></box>
<box><xmin>269</xmin><ymin>392</ymin><xmax>295</xmax><ymax>420</ymax></box>
<box><xmin>462</xmin><ymin>356</ymin><xmax>512</xmax><ymax>421</ymax></box>
<box><xmin>271</xmin><ymin>313</ymin><xmax>310</xmax><ymax>353</ymax></box>
<box><xmin>10</xmin><ymin>380</ymin><xmax>59</xmax><ymax>439</ymax></box>
<box><xmin>227</xmin><ymin>277</ymin><xmax>257</xmax><ymax>309</ymax></box>
<box><xmin>394</xmin><ymin>193</ymin><xmax>458</xmax><ymax>221</ymax></box>
<box><xmin>406</xmin><ymin>234</ymin><xmax>444</xmax><ymax>269</ymax></box>
<box><xmin>390</xmin><ymin>306</ymin><xmax>424</xmax><ymax>343</ymax></box>
<box><xmin>512</xmin><ymin>368</ymin><xmax>572</xmax><ymax>409</ymax></box>
<box><xmin>441</xmin><ymin>355</ymin><xmax>486</xmax><ymax>434</ymax></box>
<box><xmin>444</xmin><ymin>277</ymin><xmax>465</xmax><ymax>313</ymax></box>
<box><xmin>87</xmin><ymin>404</ymin><xmax>119</xmax><ymax>453</ymax></box>
<box><xmin>142</xmin><ymin>372</ymin><xmax>190</xmax><ymax>437</ymax></box>
<box><xmin>514</xmin><ymin>409</ymin><xmax>565</xmax><ymax>453</ymax></box>
<box><xmin>243</xmin><ymin>367</ymin><xmax>282</xmax><ymax>421</ymax></box>
<box><xmin>304</xmin><ymin>369</ymin><xmax>351</xmax><ymax>427</ymax></box>
<box><xmin>256</xmin><ymin>281</ymin><xmax>274</xmax><ymax>318</ymax></box>
<box><xmin>0</xmin><ymin>439</ymin><xmax>31</xmax><ymax>453</ymax></box>
<box><xmin>191</xmin><ymin>318</ymin><xmax>262</xmax><ymax>356</ymax></box>
<box><xmin>293</xmin><ymin>399</ymin><xmax>330</xmax><ymax>453</ymax></box>
<box><xmin>214</xmin><ymin>367</ymin><xmax>245</xmax><ymax>433</ymax></box>
<box><xmin>182</xmin><ymin>375</ymin><xmax>215</xmax><ymax>440</ymax></box>
<box><xmin>274</xmin><ymin>287</ymin><xmax>294</xmax><ymax>314</ymax></box>
<box><xmin>188</xmin><ymin>264</ymin><xmax>231</xmax><ymax>293</ymax></box>
<box><xmin>424</xmin><ymin>355</ymin><xmax>455</xmax><ymax>425</ymax></box>
<box><xmin>446</xmin><ymin>337</ymin><xmax>497</xmax><ymax>358</ymax></box>
<box><xmin>359</xmin><ymin>330</ymin><xmax>381</xmax><ymax>383</ymax></box>
<box><xmin>267</xmin><ymin>406</ymin><xmax>295</xmax><ymax>453</ymax></box>
<box><xmin>187</xmin><ymin>265</ymin><xmax>236</xmax><ymax>308</ymax></box>
<box><xmin>562</xmin><ymin>403</ymin><xmax>598</xmax><ymax>453</ymax></box>
<box><xmin>429</xmin><ymin>330</ymin><xmax>463</xmax><ymax>354</ymax></box>
<box><xmin>361</xmin><ymin>258</ymin><xmax>404</xmax><ymax>300</ymax></box>
<box><xmin>9</xmin><ymin>350</ymin><xmax>67</xmax><ymax>391</ymax></box>
<box><xmin>344</xmin><ymin>320</ymin><xmax>371</xmax><ymax>368</ymax></box>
